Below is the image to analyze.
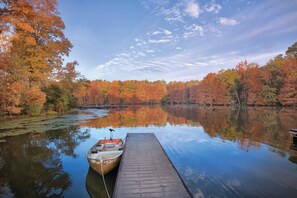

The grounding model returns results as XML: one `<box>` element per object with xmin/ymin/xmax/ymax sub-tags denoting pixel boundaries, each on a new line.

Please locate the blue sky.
<box><xmin>58</xmin><ymin>0</ymin><xmax>297</xmax><ymax>82</ymax></box>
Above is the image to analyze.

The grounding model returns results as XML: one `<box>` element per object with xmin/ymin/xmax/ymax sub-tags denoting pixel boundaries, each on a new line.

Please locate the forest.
<box><xmin>0</xmin><ymin>0</ymin><xmax>296</xmax><ymax>116</ymax></box>
<box><xmin>75</xmin><ymin>51</ymin><xmax>297</xmax><ymax>107</ymax></box>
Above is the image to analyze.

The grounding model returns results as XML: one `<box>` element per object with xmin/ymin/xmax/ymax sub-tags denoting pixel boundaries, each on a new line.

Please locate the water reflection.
<box><xmin>80</xmin><ymin>106</ymin><xmax>297</xmax><ymax>197</ymax></box>
<box><xmin>0</xmin><ymin>106</ymin><xmax>297</xmax><ymax>197</ymax></box>
<box><xmin>81</xmin><ymin>106</ymin><xmax>297</xmax><ymax>155</ymax></box>
<box><xmin>0</xmin><ymin>126</ymin><xmax>90</xmax><ymax>197</ymax></box>
<box><xmin>85</xmin><ymin>167</ymin><xmax>118</xmax><ymax>198</ymax></box>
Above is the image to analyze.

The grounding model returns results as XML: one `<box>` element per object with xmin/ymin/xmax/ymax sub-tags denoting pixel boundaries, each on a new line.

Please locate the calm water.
<box><xmin>0</xmin><ymin>106</ymin><xmax>297</xmax><ymax>197</ymax></box>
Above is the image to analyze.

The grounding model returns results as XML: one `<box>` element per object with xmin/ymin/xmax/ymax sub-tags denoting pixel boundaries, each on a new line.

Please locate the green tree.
<box><xmin>259</xmin><ymin>85</ymin><xmax>277</xmax><ymax>105</ymax></box>
<box><xmin>43</xmin><ymin>84</ymin><xmax>69</xmax><ymax>114</ymax></box>
<box><xmin>286</xmin><ymin>42</ymin><xmax>297</xmax><ymax>59</ymax></box>
<box><xmin>218</xmin><ymin>69</ymin><xmax>241</xmax><ymax>105</ymax></box>
<box><xmin>60</xmin><ymin>61</ymin><xmax>80</xmax><ymax>108</ymax></box>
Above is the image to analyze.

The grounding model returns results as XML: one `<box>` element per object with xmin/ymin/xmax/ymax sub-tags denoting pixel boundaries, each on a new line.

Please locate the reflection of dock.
<box><xmin>289</xmin><ymin>129</ymin><xmax>297</xmax><ymax>137</ymax></box>
<box><xmin>113</xmin><ymin>133</ymin><xmax>191</xmax><ymax>198</ymax></box>
<box><xmin>289</xmin><ymin>129</ymin><xmax>297</xmax><ymax>151</ymax></box>
<box><xmin>79</xmin><ymin>105</ymin><xmax>128</xmax><ymax>109</ymax></box>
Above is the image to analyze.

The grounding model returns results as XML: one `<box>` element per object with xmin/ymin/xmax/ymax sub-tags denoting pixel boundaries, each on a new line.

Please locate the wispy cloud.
<box><xmin>148</xmin><ymin>39</ymin><xmax>171</xmax><ymax>44</ymax></box>
<box><xmin>184</xmin><ymin>24</ymin><xmax>204</xmax><ymax>38</ymax></box>
<box><xmin>233</xmin><ymin>12</ymin><xmax>297</xmax><ymax>41</ymax></box>
<box><xmin>93</xmin><ymin>46</ymin><xmax>284</xmax><ymax>82</ymax></box>
<box><xmin>82</xmin><ymin>0</ymin><xmax>296</xmax><ymax>82</ymax></box>
<box><xmin>204</xmin><ymin>3</ymin><xmax>222</xmax><ymax>14</ymax></box>
<box><xmin>140</xmin><ymin>0</ymin><xmax>203</xmax><ymax>22</ymax></box>
<box><xmin>161</xmin><ymin>4</ymin><xmax>183</xmax><ymax>22</ymax></box>
<box><xmin>219</xmin><ymin>17</ymin><xmax>239</xmax><ymax>26</ymax></box>
<box><xmin>148</xmin><ymin>28</ymin><xmax>172</xmax><ymax>36</ymax></box>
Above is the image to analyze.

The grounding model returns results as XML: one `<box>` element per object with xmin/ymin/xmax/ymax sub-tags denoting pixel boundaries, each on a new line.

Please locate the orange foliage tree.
<box><xmin>0</xmin><ymin>0</ymin><xmax>73</xmax><ymax>115</ymax></box>
<box><xmin>278</xmin><ymin>59</ymin><xmax>297</xmax><ymax>106</ymax></box>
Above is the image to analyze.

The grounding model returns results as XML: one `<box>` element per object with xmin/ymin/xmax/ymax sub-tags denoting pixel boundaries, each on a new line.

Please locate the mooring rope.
<box><xmin>99</xmin><ymin>157</ymin><xmax>111</xmax><ymax>198</ymax></box>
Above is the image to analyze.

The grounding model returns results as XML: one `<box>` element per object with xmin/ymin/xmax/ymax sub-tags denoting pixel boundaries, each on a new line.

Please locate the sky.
<box><xmin>58</xmin><ymin>0</ymin><xmax>297</xmax><ymax>82</ymax></box>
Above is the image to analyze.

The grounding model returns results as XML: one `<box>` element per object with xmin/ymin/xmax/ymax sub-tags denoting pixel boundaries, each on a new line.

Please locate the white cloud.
<box><xmin>205</xmin><ymin>3</ymin><xmax>222</xmax><ymax>13</ymax></box>
<box><xmin>149</xmin><ymin>29</ymin><xmax>172</xmax><ymax>36</ymax></box>
<box><xmin>219</xmin><ymin>17</ymin><xmax>239</xmax><ymax>26</ymax></box>
<box><xmin>146</xmin><ymin>49</ymin><xmax>155</xmax><ymax>53</ymax></box>
<box><xmin>164</xmin><ymin>29</ymin><xmax>172</xmax><ymax>35</ymax></box>
<box><xmin>185</xmin><ymin>1</ymin><xmax>201</xmax><ymax>18</ymax></box>
<box><xmin>151</xmin><ymin>31</ymin><xmax>162</xmax><ymax>36</ymax></box>
<box><xmin>148</xmin><ymin>39</ymin><xmax>171</xmax><ymax>44</ymax></box>
<box><xmin>184</xmin><ymin>24</ymin><xmax>204</xmax><ymax>38</ymax></box>
<box><xmin>136</xmin><ymin>52</ymin><xmax>146</xmax><ymax>57</ymax></box>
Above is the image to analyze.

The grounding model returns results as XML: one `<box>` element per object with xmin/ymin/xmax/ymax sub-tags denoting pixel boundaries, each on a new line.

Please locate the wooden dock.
<box><xmin>113</xmin><ymin>133</ymin><xmax>191</xmax><ymax>198</ymax></box>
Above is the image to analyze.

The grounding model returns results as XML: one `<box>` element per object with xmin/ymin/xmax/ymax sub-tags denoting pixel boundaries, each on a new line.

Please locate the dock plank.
<box><xmin>113</xmin><ymin>133</ymin><xmax>191</xmax><ymax>198</ymax></box>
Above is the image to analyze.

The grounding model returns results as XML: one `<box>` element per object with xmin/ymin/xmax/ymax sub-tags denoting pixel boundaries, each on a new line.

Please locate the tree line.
<box><xmin>0</xmin><ymin>0</ymin><xmax>296</xmax><ymax>116</ymax></box>
<box><xmin>77</xmin><ymin>45</ymin><xmax>296</xmax><ymax>107</ymax></box>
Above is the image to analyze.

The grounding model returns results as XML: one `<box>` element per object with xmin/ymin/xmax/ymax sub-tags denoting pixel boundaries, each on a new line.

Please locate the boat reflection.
<box><xmin>289</xmin><ymin>129</ymin><xmax>297</xmax><ymax>164</ymax></box>
<box><xmin>85</xmin><ymin>167</ymin><xmax>118</xmax><ymax>198</ymax></box>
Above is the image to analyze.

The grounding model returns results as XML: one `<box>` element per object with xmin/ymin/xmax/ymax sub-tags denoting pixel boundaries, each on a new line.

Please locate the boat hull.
<box><xmin>87</xmin><ymin>155</ymin><xmax>122</xmax><ymax>175</ymax></box>
<box><xmin>86</xmin><ymin>138</ymin><xmax>124</xmax><ymax>175</ymax></box>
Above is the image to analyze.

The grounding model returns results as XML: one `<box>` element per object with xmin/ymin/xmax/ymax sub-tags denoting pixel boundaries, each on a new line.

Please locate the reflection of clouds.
<box><xmin>184</xmin><ymin>166</ymin><xmax>205</xmax><ymax>182</ymax></box>
<box><xmin>183</xmin><ymin>166</ymin><xmax>206</xmax><ymax>198</ymax></box>
<box><xmin>226</xmin><ymin>179</ymin><xmax>241</xmax><ymax>188</ymax></box>
<box><xmin>197</xmin><ymin>138</ymin><xmax>208</xmax><ymax>143</ymax></box>
<box><xmin>193</xmin><ymin>189</ymin><xmax>205</xmax><ymax>198</ymax></box>
<box><xmin>157</xmin><ymin>129</ymin><xmax>209</xmax><ymax>145</ymax></box>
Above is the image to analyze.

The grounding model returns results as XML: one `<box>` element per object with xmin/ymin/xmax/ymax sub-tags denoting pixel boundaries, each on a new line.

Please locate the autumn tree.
<box><xmin>196</xmin><ymin>73</ymin><xmax>231</xmax><ymax>106</ymax></box>
<box><xmin>277</xmin><ymin>43</ymin><xmax>297</xmax><ymax>106</ymax></box>
<box><xmin>107</xmin><ymin>80</ymin><xmax>121</xmax><ymax>105</ymax></box>
<box><xmin>75</xmin><ymin>78</ymin><xmax>90</xmax><ymax>106</ymax></box>
<box><xmin>22</xmin><ymin>85</ymin><xmax>46</xmax><ymax>115</ymax></box>
<box><xmin>1</xmin><ymin>0</ymin><xmax>72</xmax><ymax>83</ymax></box>
<box><xmin>0</xmin><ymin>0</ymin><xmax>72</xmax><ymax>115</ymax></box>
<box><xmin>244</xmin><ymin>63</ymin><xmax>265</xmax><ymax>105</ymax></box>
<box><xmin>278</xmin><ymin>59</ymin><xmax>297</xmax><ymax>106</ymax></box>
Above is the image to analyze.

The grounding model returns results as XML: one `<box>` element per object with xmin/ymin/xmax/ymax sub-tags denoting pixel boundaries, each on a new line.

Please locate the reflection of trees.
<box><xmin>80</xmin><ymin>106</ymin><xmax>203</xmax><ymax>129</ymax></box>
<box><xmin>165</xmin><ymin>105</ymin><xmax>201</xmax><ymax>126</ymax></box>
<box><xmin>80</xmin><ymin>106</ymin><xmax>168</xmax><ymax>128</ymax></box>
<box><xmin>80</xmin><ymin>105</ymin><xmax>297</xmax><ymax>156</ymax></box>
<box><xmin>197</xmin><ymin>107</ymin><xmax>297</xmax><ymax>155</ymax></box>
<box><xmin>0</xmin><ymin>126</ymin><xmax>90</xmax><ymax>197</ymax></box>
<box><xmin>196</xmin><ymin>107</ymin><xmax>236</xmax><ymax>138</ymax></box>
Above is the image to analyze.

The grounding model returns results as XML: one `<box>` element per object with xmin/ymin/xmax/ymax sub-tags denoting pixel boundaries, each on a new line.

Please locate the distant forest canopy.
<box><xmin>0</xmin><ymin>1</ymin><xmax>296</xmax><ymax>116</ymax></box>
<box><xmin>76</xmin><ymin>47</ymin><xmax>297</xmax><ymax>107</ymax></box>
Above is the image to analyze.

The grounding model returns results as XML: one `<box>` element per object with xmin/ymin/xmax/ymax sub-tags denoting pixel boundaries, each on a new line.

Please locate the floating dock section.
<box><xmin>113</xmin><ymin>133</ymin><xmax>191</xmax><ymax>198</ymax></box>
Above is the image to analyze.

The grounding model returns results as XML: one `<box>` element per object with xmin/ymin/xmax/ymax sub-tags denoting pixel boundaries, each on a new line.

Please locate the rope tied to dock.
<box><xmin>99</xmin><ymin>157</ymin><xmax>111</xmax><ymax>198</ymax></box>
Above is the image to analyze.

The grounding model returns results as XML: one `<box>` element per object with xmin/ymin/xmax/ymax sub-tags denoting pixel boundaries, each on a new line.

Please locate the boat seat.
<box><xmin>91</xmin><ymin>148</ymin><xmax>97</xmax><ymax>153</ymax></box>
<box><xmin>105</xmin><ymin>143</ymin><xmax>116</xmax><ymax>148</ymax></box>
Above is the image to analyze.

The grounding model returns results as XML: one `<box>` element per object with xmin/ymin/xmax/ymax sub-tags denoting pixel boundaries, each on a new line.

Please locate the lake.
<box><xmin>0</xmin><ymin>106</ymin><xmax>297</xmax><ymax>197</ymax></box>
